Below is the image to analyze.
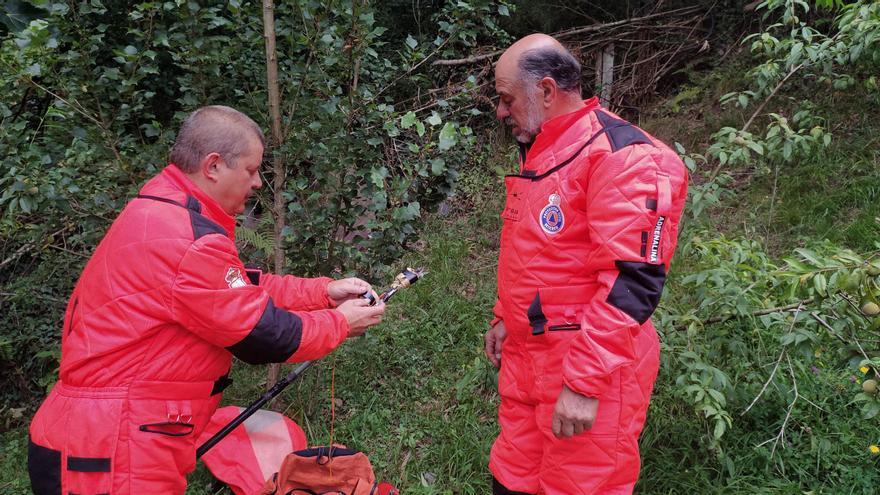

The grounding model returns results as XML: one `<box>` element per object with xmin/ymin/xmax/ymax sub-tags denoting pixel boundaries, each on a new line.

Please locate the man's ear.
<box><xmin>199</xmin><ymin>152</ymin><xmax>223</xmax><ymax>183</ymax></box>
<box><xmin>539</xmin><ymin>77</ymin><xmax>557</xmax><ymax>108</ymax></box>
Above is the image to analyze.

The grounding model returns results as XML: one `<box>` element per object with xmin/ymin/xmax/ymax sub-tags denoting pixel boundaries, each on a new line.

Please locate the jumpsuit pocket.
<box><xmin>527</xmin><ymin>285</ymin><xmax>594</xmax><ymax>336</ymax></box>
<box><xmin>65</xmin><ymin>455</ymin><xmax>113</xmax><ymax>495</ymax></box>
<box><xmin>129</xmin><ymin>399</ymin><xmax>199</xmax><ymax>487</ymax></box>
<box><xmin>48</xmin><ymin>388</ymin><xmax>123</xmax><ymax>495</ymax></box>
<box><xmin>139</xmin><ymin>422</ymin><xmax>195</xmax><ymax>437</ymax></box>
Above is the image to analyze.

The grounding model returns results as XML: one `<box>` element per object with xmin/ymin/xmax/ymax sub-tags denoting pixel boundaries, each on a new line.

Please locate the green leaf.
<box><xmin>19</xmin><ymin>196</ymin><xmax>32</xmax><ymax>213</ymax></box>
<box><xmin>713</xmin><ymin>419</ymin><xmax>727</xmax><ymax>439</ymax></box>
<box><xmin>405</xmin><ymin>34</ymin><xmax>418</xmax><ymax>49</ymax></box>
<box><xmin>427</xmin><ymin>113</ymin><xmax>442</xmax><ymax>126</ymax></box>
<box><xmin>370</xmin><ymin>167</ymin><xmax>388</xmax><ymax>187</ymax></box>
<box><xmin>783</xmin><ymin>141</ymin><xmax>792</xmax><ymax>160</ymax></box>
<box><xmin>795</xmin><ymin>248</ymin><xmax>822</xmax><ymax>265</ymax></box>
<box><xmin>498</xmin><ymin>5</ymin><xmax>510</xmax><ymax>16</ymax></box>
<box><xmin>430</xmin><ymin>158</ymin><xmax>446</xmax><ymax>175</ymax></box>
<box><xmin>438</xmin><ymin>122</ymin><xmax>457</xmax><ymax>151</ymax></box>
<box><xmin>400</xmin><ymin>111</ymin><xmax>417</xmax><ymax>129</ymax></box>
<box><xmin>708</xmin><ymin>389</ymin><xmax>726</xmax><ymax>405</ymax></box>
<box><xmin>747</xmin><ymin>142</ymin><xmax>764</xmax><ymax>155</ymax></box>
<box><xmin>813</xmin><ymin>273</ymin><xmax>827</xmax><ymax>296</ymax></box>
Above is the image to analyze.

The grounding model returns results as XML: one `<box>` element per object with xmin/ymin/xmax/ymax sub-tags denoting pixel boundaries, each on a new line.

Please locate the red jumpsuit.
<box><xmin>27</xmin><ymin>165</ymin><xmax>350</xmax><ymax>494</ymax></box>
<box><xmin>489</xmin><ymin>98</ymin><xmax>688</xmax><ymax>494</ymax></box>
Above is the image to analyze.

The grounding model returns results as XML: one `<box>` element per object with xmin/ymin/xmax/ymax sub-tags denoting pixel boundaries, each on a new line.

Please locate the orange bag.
<box><xmin>258</xmin><ymin>446</ymin><xmax>399</xmax><ymax>495</ymax></box>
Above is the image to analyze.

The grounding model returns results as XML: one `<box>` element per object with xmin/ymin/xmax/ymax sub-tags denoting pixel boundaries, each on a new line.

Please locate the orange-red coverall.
<box><xmin>28</xmin><ymin>165</ymin><xmax>349</xmax><ymax>494</ymax></box>
<box><xmin>489</xmin><ymin>98</ymin><xmax>688</xmax><ymax>494</ymax></box>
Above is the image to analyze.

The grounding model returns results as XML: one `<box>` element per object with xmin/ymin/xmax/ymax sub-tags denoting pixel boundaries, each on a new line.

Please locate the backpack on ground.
<box><xmin>258</xmin><ymin>445</ymin><xmax>399</xmax><ymax>495</ymax></box>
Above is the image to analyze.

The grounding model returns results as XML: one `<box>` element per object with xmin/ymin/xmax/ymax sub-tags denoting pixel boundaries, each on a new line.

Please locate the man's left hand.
<box><xmin>328</xmin><ymin>278</ymin><xmax>376</xmax><ymax>306</ymax></box>
<box><xmin>552</xmin><ymin>384</ymin><xmax>598</xmax><ymax>439</ymax></box>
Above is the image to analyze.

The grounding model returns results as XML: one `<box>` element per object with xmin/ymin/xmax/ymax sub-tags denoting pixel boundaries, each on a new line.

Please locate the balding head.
<box><xmin>497</xmin><ymin>34</ymin><xmax>581</xmax><ymax>95</ymax></box>
<box><xmin>169</xmin><ymin>105</ymin><xmax>265</xmax><ymax>173</ymax></box>
<box><xmin>495</xmin><ymin>34</ymin><xmax>584</xmax><ymax>143</ymax></box>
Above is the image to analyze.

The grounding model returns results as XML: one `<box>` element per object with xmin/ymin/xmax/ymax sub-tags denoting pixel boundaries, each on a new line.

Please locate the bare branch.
<box><xmin>742</xmin><ymin>303</ymin><xmax>805</xmax><ymax>416</ymax></box>
<box><xmin>431</xmin><ymin>6</ymin><xmax>705</xmax><ymax>67</ymax></box>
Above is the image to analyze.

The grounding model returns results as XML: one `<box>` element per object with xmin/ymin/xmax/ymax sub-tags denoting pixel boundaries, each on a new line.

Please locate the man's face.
<box><xmin>495</xmin><ymin>66</ymin><xmax>544</xmax><ymax>144</ymax></box>
<box><xmin>214</xmin><ymin>137</ymin><xmax>263</xmax><ymax>215</ymax></box>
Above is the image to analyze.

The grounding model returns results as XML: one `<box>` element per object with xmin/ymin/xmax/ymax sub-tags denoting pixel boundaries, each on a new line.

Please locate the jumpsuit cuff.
<box><xmin>491</xmin><ymin>298</ymin><xmax>503</xmax><ymax>327</ymax></box>
<box><xmin>563</xmin><ymin>373</ymin><xmax>608</xmax><ymax>399</ymax></box>
<box><xmin>313</xmin><ymin>276</ymin><xmax>335</xmax><ymax>308</ymax></box>
<box><xmin>285</xmin><ymin>308</ymin><xmax>350</xmax><ymax>362</ymax></box>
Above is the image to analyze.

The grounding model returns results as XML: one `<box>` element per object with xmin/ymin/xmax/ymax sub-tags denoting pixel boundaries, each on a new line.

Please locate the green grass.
<box><xmin>189</xmin><ymin>203</ymin><xmax>505</xmax><ymax>494</ymax></box>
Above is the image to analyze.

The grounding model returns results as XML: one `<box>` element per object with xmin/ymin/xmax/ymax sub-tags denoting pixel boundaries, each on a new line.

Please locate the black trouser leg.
<box><xmin>493</xmin><ymin>477</ymin><xmax>534</xmax><ymax>495</ymax></box>
<box><xmin>28</xmin><ymin>438</ymin><xmax>62</xmax><ymax>495</ymax></box>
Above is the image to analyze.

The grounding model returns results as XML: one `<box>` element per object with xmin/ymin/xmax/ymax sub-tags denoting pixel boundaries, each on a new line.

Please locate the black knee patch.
<box><xmin>28</xmin><ymin>439</ymin><xmax>61</xmax><ymax>495</ymax></box>
<box><xmin>493</xmin><ymin>477</ymin><xmax>534</xmax><ymax>495</ymax></box>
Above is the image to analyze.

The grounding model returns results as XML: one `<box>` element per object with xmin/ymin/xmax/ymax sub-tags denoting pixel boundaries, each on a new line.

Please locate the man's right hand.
<box><xmin>484</xmin><ymin>320</ymin><xmax>507</xmax><ymax>368</ymax></box>
<box><xmin>335</xmin><ymin>298</ymin><xmax>386</xmax><ymax>337</ymax></box>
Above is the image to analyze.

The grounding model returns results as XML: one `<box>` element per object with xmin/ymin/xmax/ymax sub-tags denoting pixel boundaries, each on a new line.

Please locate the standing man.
<box><xmin>484</xmin><ymin>35</ymin><xmax>688</xmax><ymax>494</ymax></box>
<box><xmin>28</xmin><ymin>105</ymin><xmax>386</xmax><ymax>494</ymax></box>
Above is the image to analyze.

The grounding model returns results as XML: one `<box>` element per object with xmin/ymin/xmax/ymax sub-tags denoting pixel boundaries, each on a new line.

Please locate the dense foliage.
<box><xmin>645</xmin><ymin>0</ymin><xmax>880</xmax><ymax>490</ymax></box>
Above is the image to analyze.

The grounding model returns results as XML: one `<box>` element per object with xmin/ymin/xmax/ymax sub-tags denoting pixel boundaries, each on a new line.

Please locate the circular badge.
<box><xmin>540</xmin><ymin>194</ymin><xmax>564</xmax><ymax>234</ymax></box>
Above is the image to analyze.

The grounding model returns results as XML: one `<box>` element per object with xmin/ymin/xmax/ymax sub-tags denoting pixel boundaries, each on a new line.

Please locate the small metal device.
<box><xmin>362</xmin><ymin>267</ymin><xmax>427</xmax><ymax>305</ymax></box>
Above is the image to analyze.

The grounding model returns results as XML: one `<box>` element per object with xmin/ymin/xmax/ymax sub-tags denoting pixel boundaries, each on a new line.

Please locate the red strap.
<box><xmin>657</xmin><ymin>172</ymin><xmax>672</xmax><ymax>216</ymax></box>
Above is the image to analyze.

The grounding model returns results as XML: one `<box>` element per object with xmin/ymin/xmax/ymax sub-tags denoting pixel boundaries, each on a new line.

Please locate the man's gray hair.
<box><xmin>169</xmin><ymin>105</ymin><xmax>265</xmax><ymax>173</ymax></box>
<box><xmin>518</xmin><ymin>46</ymin><xmax>582</xmax><ymax>94</ymax></box>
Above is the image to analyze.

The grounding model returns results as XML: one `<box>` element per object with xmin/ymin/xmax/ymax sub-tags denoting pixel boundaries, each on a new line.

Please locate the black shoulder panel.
<box><xmin>184</xmin><ymin>196</ymin><xmax>227</xmax><ymax>239</ymax></box>
<box><xmin>184</xmin><ymin>195</ymin><xmax>202</xmax><ymax>213</ymax></box>
<box><xmin>227</xmin><ymin>298</ymin><xmax>302</xmax><ymax>364</ymax></box>
<box><xmin>595</xmin><ymin>111</ymin><xmax>652</xmax><ymax>152</ymax></box>
<box><xmin>606</xmin><ymin>261</ymin><xmax>666</xmax><ymax>324</ymax></box>
<box><xmin>245</xmin><ymin>268</ymin><xmax>261</xmax><ymax>286</ymax></box>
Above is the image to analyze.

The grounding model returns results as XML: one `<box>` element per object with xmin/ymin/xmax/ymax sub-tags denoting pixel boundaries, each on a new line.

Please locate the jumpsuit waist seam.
<box><xmin>55</xmin><ymin>379</ymin><xmax>219</xmax><ymax>400</ymax></box>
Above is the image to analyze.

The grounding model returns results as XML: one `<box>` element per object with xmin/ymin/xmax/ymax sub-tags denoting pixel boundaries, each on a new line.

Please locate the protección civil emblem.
<box><xmin>540</xmin><ymin>193</ymin><xmax>564</xmax><ymax>234</ymax></box>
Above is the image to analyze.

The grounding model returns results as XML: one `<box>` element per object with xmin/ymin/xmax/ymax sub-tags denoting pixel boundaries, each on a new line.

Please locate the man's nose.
<box><xmin>253</xmin><ymin>175</ymin><xmax>262</xmax><ymax>190</ymax></box>
<box><xmin>496</xmin><ymin>103</ymin><xmax>509</xmax><ymax>121</ymax></box>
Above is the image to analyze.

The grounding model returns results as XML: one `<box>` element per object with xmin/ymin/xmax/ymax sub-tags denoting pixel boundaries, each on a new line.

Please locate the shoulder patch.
<box><xmin>595</xmin><ymin>110</ymin><xmax>652</xmax><ymax>152</ymax></box>
<box><xmin>225</xmin><ymin>267</ymin><xmax>248</xmax><ymax>288</ymax></box>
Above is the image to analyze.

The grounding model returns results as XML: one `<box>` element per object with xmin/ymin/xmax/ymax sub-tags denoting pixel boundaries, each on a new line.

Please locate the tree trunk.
<box><xmin>262</xmin><ymin>0</ymin><xmax>285</xmax><ymax>392</ymax></box>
